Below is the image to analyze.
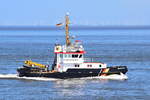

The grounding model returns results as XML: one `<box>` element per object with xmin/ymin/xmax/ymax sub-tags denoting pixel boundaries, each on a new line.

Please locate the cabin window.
<box><xmin>75</xmin><ymin>64</ymin><xmax>80</xmax><ymax>67</ymax></box>
<box><xmin>87</xmin><ymin>65</ymin><xmax>92</xmax><ymax>67</ymax></box>
<box><xmin>99</xmin><ymin>65</ymin><xmax>101</xmax><ymax>67</ymax></box>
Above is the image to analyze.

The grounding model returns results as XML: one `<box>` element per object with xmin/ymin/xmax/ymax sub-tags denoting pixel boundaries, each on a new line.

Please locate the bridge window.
<box><xmin>72</xmin><ymin>54</ymin><xmax>78</xmax><ymax>58</ymax></box>
<box><xmin>68</xmin><ymin>54</ymin><xmax>71</xmax><ymax>58</ymax></box>
<box><xmin>65</xmin><ymin>54</ymin><xmax>67</xmax><ymax>58</ymax></box>
<box><xmin>63</xmin><ymin>54</ymin><xmax>66</xmax><ymax>58</ymax></box>
<box><xmin>79</xmin><ymin>54</ymin><xmax>82</xmax><ymax>58</ymax></box>
<box><xmin>60</xmin><ymin>54</ymin><xmax>63</xmax><ymax>58</ymax></box>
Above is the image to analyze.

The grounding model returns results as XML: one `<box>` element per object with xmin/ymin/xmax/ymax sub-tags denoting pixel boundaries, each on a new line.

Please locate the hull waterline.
<box><xmin>17</xmin><ymin>66</ymin><xmax>128</xmax><ymax>79</ymax></box>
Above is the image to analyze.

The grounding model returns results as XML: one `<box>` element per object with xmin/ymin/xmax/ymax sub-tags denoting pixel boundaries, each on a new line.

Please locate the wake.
<box><xmin>0</xmin><ymin>74</ymin><xmax>60</xmax><ymax>81</ymax></box>
<box><xmin>85</xmin><ymin>73</ymin><xmax>128</xmax><ymax>80</ymax></box>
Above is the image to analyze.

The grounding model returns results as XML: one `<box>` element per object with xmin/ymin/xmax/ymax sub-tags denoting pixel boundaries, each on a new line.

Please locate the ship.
<box><xmin>17</xmin><ymin>14</ymin><xmax>128</xmax><ymax>79</ymax></box>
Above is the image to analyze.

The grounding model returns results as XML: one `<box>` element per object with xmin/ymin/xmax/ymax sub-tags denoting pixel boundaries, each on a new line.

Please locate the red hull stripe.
<box><xmin>54</xmin><ymin>51</ymin><xmax>86</xmax><ymax>54</ymax></box>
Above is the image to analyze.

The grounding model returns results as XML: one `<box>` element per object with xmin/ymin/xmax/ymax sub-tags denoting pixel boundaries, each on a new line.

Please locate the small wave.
<box><xmin>0</xmin><ymin>74</ymin><xmax>60</xmax><ymax>81</ymax></box>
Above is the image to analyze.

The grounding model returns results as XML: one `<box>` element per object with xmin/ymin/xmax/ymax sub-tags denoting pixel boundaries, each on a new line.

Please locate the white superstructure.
<box><xmin>53</xmin><ymin>14</ymin><xmax>107</xmax><ymax>72</ymax></box>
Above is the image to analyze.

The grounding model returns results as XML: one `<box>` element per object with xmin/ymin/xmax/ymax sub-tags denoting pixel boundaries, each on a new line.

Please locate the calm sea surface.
<box><xmin>0</xmin><ymin>29</ymin><xmax>150</xmax><ymax>100</ymax></box>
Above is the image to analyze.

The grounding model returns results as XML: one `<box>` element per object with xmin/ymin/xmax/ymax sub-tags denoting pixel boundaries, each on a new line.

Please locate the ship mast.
<box><xmin>65</xmin><ymin>14</ymin><xmax>71</xmax><ymax>46</ymax></box>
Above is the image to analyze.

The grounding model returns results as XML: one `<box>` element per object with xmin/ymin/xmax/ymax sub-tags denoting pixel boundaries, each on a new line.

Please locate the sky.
<box><xmin>0</xmin><ymin>0</ymin><xmax>150</xmax><ymax>26</ymax></box>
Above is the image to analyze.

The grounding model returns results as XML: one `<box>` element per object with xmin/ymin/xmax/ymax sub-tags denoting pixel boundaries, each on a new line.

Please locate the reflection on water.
<box><xmin>54</xmin><ymin>79</ymin><xmax>86</xmax><ymax>97</ymax></box>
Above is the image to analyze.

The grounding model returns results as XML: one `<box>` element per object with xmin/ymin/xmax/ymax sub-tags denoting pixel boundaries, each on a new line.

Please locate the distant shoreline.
<box><xmin>0</xmin><ymin>26</ymin><xmax>150</xmax><ymax>30</ymax></box>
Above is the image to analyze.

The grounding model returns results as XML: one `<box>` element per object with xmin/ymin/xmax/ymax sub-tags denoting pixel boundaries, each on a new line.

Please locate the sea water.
<box><xmin>0</xmin><ymin>29</ymin><xmax>150</xmax><ymax>100</ymax></box>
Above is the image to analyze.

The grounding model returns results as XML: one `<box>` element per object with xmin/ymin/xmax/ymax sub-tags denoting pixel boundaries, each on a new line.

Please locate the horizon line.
<box><xmin>0</xmin><ymin>25</ymin><xmax>150</xmax><ymax>30</ymax></box>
